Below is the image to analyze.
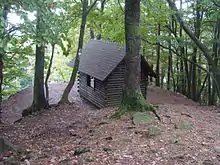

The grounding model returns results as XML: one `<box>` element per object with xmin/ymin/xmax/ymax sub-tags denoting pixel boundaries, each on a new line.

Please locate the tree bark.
<box><xmin>96</xmin><ymin>0</ymin><xmax>106</xmax><ymax>40</ymax></box>
<box><xmin>45</xmin><ymin>44</ymin><xmax>55</xmax><ymax>104</ymax></box>
<box><xmin>179</xmin><ymin>0</ymin><xmax>185</xmax><ymax>95</ymax></box>
<box><xmin>167</xmin><ymin>31</ymin><xmax>172</xmax><ymax>90</ymax></box>
<box><xmin>185</xmin><ymin>43</ymin><xmax>191</xmax><ymax>98</ymax></box>
<box><xmin>113</xmin><ymin>0</ymin><xmax>160</xmax><ymax>120</ymax></box>
<box><xmin>59</xmin><ymin>0</ymin><xmax>88</xmax><ymax>104</ymax></box>
<box><xmin>211</xmin><ymin>19</ymin><xmax>220</xmax><ymax>104</ymax></box>
<box><xmin>124</xmin><ymin>0</ymin><xmax>141</xmax><ymax>93</ymax></box>
<box><xmin>160</xmin><ymin>66</ymin><xmax>165</xmax><ymax>88</ymax></box>
<box><xmin>0</xmin><ymin>5</ymin><xmax>8</xmax><ymax>122</ymax></box>
<box><xmin>155</xmin><ymin>23</ymin><xmax>160</xmax><ymax>87</ymax></box>
<box><xmin>31</xmin><ymin>10</ymin><xmax>48</xmax><ymax>111</ymax></box>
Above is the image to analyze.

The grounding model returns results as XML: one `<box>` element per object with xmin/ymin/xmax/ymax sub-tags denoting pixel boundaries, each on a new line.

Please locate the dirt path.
<box><xmin>2</xmin><ymin>84</ymin><xmax>198</xmax><ymax>124</ymax></box>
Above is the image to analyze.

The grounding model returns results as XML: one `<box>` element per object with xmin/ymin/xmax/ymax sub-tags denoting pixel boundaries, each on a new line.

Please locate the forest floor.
<box><xmin>1</xmin><ymin>84</ymin><xmax>220</xmax><ymax>165</ymax></box>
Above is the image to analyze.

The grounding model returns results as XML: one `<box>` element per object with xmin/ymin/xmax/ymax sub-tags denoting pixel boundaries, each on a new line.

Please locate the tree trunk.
<box><xmin>59</xmin><ymin>0</ymin><xmax>88</xmax><ymax>104</ymax></box>
<box><xmin>185</xmin><ymin>43</ymin><xmax>191</xmax><ymax>97</ymax></box>
<box><xmin>155</xmin><ymin>24</ymin><xmax>160</xmax><ymax>87</ymax></box>
<box><xmin>197</xmin><ymin>53</ymin><xmax>201</xmax><ymax>101</ymax></box>
<box><xmin>89</xmin><ymin>28</ymin><xmax>95</xmax><ymax>39</ymax></box>
<box><xmin>31</xmin><ymin>10</ymin><xmax>48</xmax><ymax>111</ymax></box>
<box><xmin>113</xmin><ymin>0</ymin><xmax>160</xmax><ymax>120</ymax></box>
<box><xmin>191</xmin><ymin>47</ymin><xmax>197</xmax><ymax>100</ymax></box>
<box><xmin>45</xmin><ymin>44</ymin><xmax>55</xmax><ymax>104</ymax></box>
<box><xmin>167</xmin><ymin>31</ymin><xmax>172</xmax><ymax>90</ymax></box>
<box><xmin>179</xmin><ymin>0</ymin><xmax>185</xmax><ymax>95</ymax></box>
<box><xmin>191</xmin><ymin>0</ymin><xmax>202</xmax><ymax>101</ymax></box>
<box><xmin>0</xmin><ymin>5</ymin><xmax>8</xmax><ymax>122</ymax></box>
<box><xmin>211</xmin><ymin>19</ymin><xmax>220</xmax><ymax>104</ymax></box>
<box><xmin>124</xmin><ymin>0</ymin><xmax>141</xmax><ymax>93</ymax></box>
<box><xmin>96</xmin><ymin>0</ymin><xmax>106</xmax><ymax>40</ymax></box>
<box><xmin>197</xmin><ymin>74</ymin><xmax>208</xmax><ymax>103</ymax></box>
<box><xmin>176</xmin><ymin>58</ymin><xmax>180</xmax><ymax>93</ymax></box>
<box><xmin>160</xmin><ymin>66</ymin><xmax>165</xmax><ymax>89</ymax></box>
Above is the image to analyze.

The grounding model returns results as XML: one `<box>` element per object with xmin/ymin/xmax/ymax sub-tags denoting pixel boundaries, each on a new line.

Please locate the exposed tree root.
<box><xmin>112</xmin><ymin>91</ymin><xmax>161</xmax><ymax>121</ymax></box>
<box><xmin>22</xmin><ymin>105</ymin><xmax>49</xmax><ymax>117</ymax></box>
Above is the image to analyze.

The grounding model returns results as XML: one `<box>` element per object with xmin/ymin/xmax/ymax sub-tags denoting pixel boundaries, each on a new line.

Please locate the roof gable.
<box><xmin>78</xmin><ymin>40</ymin><xmax>125</xmax><ymax>81</ymax></box>
<box><xmin>67</xmin><ymin>40</ymin><xmax>156</xmax><ymax>81</ymax></box>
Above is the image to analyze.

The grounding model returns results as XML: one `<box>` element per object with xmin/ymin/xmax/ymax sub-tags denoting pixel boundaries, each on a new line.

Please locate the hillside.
<box><xmin>1</xmin><ymin>84</ymin><xmax>220</xmax><ymax>164</ymax></box>
<box><xmin>1</xmin><ymin>83</ymin><xmax>197</xmax><ymax>124</ymax></box>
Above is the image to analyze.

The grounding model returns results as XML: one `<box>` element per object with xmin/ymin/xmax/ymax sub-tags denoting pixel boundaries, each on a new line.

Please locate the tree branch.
<box><xmin>143</xmin><ymin>38</ymin><xmax>209</xmax><ymax>74</ymax></box>
<box><xmin>166</xmin><ymin>0</ymin><xmax>213</xmax><ymax>64</ymax></box>
<box><xmin>7</xmin><ymin>26</ymin><xmax>20</xmax><ymax>34</ymax></box>
<box><xmin>86</xmin><ymin>0</ymin><xmax>98</xmax><ymax>15</ymax></box>
<box><xmin>118</xmin><ymin>0</ymin><xmax>124</xmax><ymax>13</ymax></box>
<box><xmin>212</xmin><ymin>0</ymin><xmax>220</xmax><ymax>8</ymax></box>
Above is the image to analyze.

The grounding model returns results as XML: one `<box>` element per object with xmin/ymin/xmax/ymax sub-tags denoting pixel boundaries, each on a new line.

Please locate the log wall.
<box><xmin>78</xmin><ymin>61</ymin><xmax>148</xmax><ymax>108</ymax></box>
<box><xmin>105</xmin><ymin>61</ymin><xmax>147</xmax><ymax>107</ymax></box>
<box><xmin>78</xmin><ymin>72</ymin><xmax>106</xmax><ymax>108</ymax></box>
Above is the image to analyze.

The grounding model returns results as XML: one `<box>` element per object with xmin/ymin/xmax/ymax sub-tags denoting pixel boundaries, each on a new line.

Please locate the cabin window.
<box><xmin>87</xmin><ymin>75</ymin><xmax>95</xmax><ymax>88</ymax></box>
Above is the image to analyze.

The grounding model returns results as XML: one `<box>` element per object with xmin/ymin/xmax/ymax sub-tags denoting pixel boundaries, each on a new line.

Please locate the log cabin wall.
<box><xmin>105</xmin><ymin>61</ymin><xmax>125</xmax><ymax>107</ymax></box>
<box><xmin>78</xmin><ymin>72</ymin><xmax>106</xmax><ymax>108</ymax></box>
<box><xmin>105</xmin><ymin>60</ymin><xmax>147</xmax><ymax>107</ymax></box>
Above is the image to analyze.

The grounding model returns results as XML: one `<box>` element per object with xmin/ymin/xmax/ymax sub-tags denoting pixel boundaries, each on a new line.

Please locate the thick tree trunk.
<box><xmin>59</xmin><ymin>0</ymin><xmax>88</xmax><ymax>104</ymax></box>
<box><xmin>191</xmin><ymin>0</ymin><xmax>202</xmax><ymax>101</ymax></box>
<box><xmin>45</xmin><ymin>44</ymin><xmax>55</xmax><ymax>104</ymax></box>
<box><xmin>155</xmin><ymin>24</ymin><xmax>160</xmax><ymax>87</ymax></box>
<box><xmin>31</xmin><ymin>11</ymin><xmax>48</xmax><ymax>111</ymax></box>
<box><xmin>113</xmin><ymin>0</ymin><xmax>160</xmax><ymax>120</ymax></box>
<box><xmin>123</xmin><ymin>0</ymin><xmax>141</xmax><ymax>93</ymax></box>
<box><xmin>211</xmin><ymin>19</ymin><xmax>220</xmax><ymax>104</ymax></box>
<box><xmin>0</xmin><ymin>5</ymin><xmax>8</xmax><ymax>121</ymax></box>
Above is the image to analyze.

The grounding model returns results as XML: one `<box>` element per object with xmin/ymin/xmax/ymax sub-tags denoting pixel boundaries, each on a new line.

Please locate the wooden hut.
<box><xmin>68</xmin><ymin>40</ymin><xmax>156</xmax><ymax>108</ymax></box>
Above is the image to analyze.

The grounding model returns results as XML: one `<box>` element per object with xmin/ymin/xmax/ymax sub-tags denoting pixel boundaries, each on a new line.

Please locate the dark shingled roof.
<box><xmin>67</xmin><ymin>40</ymin><xmax>156</xmax><ymax>81</ymax></box>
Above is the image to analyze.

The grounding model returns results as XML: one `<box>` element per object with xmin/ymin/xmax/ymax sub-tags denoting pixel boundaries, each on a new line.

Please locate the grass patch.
<box><xmin>132</xmin><ymin>112</ymin><xmax>155</xmax><ymax>125</ymax></box>
<box><xmin>111</xmin><ymin>91</ymin><xmax>160</xmax><ymax>121</ymax></box>
<box><xmin>147</xmin><ymin>126</ymin><xmax>162</xmax><ymax>137</ymax></box>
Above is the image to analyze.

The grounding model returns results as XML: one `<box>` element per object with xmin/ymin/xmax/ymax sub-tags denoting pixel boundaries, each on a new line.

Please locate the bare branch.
<box><xmin>87</xmin><ymin>0</ymin><xmax>98</xmax><ymax>15</ymax></box>
<box><xmin>7</xmin><ymin>26</ymin><xmax>20</xmax><ymax>34</ymax></box>
<box><xmin>212</xmin><ymin>0</ymin><xmax>220</xmax><ymax>8</ymax></box>
<box><xmin>118</xmin><ymin>0</ymin><xmax>124</xmax><ymax>13</ymax></box>
<box><xmin>143</xmin><ymin>38</ymin><xmax>209</xmax><ymax>73</ymax></box>
<box><xmin>166</xmin><ymin>0</ymin><xmax>213</xmax><ymax>65</ymax></box>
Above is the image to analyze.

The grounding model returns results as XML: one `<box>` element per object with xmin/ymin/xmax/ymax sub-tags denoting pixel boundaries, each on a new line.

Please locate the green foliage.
<box><xmin>3</xmin><ymin>36</ymin><xmax>34</xmax><ymax>98</ymax></box>
<box><xmin>132</xmin><ymin>112</ymin><xmax>155</xmax><ymax>125</ymax></box>
<box><xmin>147</xmin><ymin>126</ymin><xmax>162</xmax><ymax>137</ymax></box>
<box><xmin>1</xmin><ymin>0</ymin><xmax>219</xmax><ymax>106</ymax></box>
<box><xmin>112</xmin><ymin>91</ymin><xmax>156</xmax><ymax>119</ymax></box>
<box><xmin>87</xmin><ymin>0</ymin><xmax>124</xmax><ymax>43</ymax></box>
<box><xmin>79</xmin><ymin>158</ymin><xmax>94</xmax><ymax>163</ymax></box>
